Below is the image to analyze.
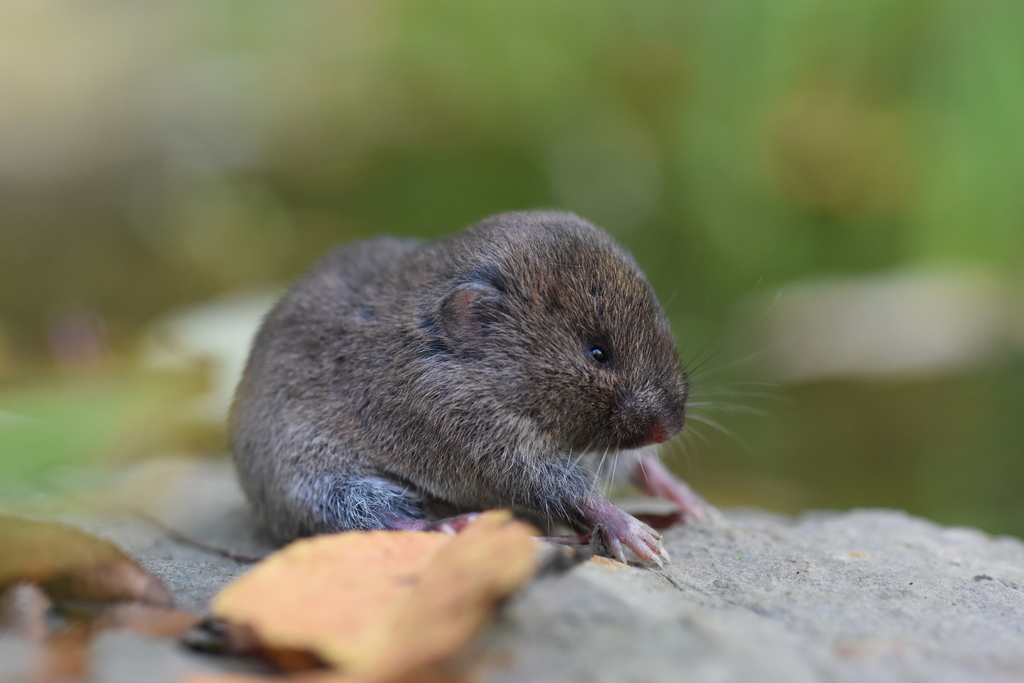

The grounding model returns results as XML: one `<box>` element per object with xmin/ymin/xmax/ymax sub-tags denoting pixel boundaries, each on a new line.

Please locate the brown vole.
<box><xmin>230</xmin><ymin>210</ymin><xmax>710</xmax><ymax>563</ymax></box>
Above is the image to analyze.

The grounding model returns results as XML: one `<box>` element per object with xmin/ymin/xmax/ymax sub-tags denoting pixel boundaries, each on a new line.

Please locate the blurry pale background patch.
<box><xmin>762</xmin><ymin>269</ymin><xmax>1013</xmax><ymax>382</ymax></box>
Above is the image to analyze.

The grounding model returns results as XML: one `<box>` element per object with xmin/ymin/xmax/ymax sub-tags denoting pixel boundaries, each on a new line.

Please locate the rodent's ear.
<box><xmin>438</xmin><ymin>281</ymin><xmax>504</xmax><ymax>344</ymax></box>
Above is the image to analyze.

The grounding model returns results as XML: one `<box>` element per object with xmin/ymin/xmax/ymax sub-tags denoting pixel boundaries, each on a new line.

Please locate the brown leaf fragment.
<box><xmin>0</xmin><ymin>582</ymin><xmax>52</xmax><ymax>641</ymax></box>
<box><xmin>183</xmin><ymin>618</ymin><xmax>326</xmax><ymax>672</ymax></box>
<box><xmin>94</xmin><ymin>602</ymin><xmax>203</xmax><ymax>639</ymax></box>
<box><xmin>183</xmin><ymin>618</ymin><xmax>254</xmax><ymax>655</ymax></box>
<box><xmin>38</xmin><ymin>626</ymin><xmax>91</xmax><ymax>683</ymax></box>
<box><xmin>182</xmin><ymin>671</ymin><xmax>347</xmax><ymax>683</ymax></box>
<box><xmin>211</xmin><ymin>511</ymin><xmax>538</xmax><ymax>682</ymax></box>
<box><xmin>0</xmin><ymin>514</ymin><xmax>172</xmax><ymax>606</ymax></box>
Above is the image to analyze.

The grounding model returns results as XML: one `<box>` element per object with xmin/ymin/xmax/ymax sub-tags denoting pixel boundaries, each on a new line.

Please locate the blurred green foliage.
<box><xmin>0</xmin><ymin>1</ymin><xmax>1021</xmax><ymax>534</ymax></box>
<box><xmin>0</xmin><ymin>369</ymin><xmax>207</xmax><ymax>497</ymax></box>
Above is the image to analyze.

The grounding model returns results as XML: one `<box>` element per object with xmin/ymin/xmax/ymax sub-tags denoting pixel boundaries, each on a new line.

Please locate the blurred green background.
<box><xmin>1</xmin><ymin>1</ymin><xmax>1022</xmax><ymax>536</ymax></box>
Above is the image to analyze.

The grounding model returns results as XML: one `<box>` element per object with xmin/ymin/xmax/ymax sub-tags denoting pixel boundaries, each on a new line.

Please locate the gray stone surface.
<box><xmin>0</xmin><ymin>637</ymin><xmax>42</xmax><ymax>683</ymax></box>
<box><xmin>89</xmin><ymin>631</ymin><xmax>244</xmax><ymax>683</ymax></box>
<box><xmin>486</xmin><ymin>508</ymin><xmax>1024</xmax><ymax>683</ymax></box>
<box><xmin>2</xmin><ymin>458</ymin><xmax>1023</xmax><ymax>683</ymax></box>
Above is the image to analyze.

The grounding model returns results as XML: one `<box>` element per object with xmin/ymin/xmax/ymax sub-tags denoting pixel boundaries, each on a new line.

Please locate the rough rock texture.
<box><xmin>2</xmin><ymin>458</ymin><xmax>1023</xmax><ymax>683</ymax></box>
<box><xmin>486</xmin><ymin>508</ymin><xmax>1024</xmax><ymax>683</ymax></box>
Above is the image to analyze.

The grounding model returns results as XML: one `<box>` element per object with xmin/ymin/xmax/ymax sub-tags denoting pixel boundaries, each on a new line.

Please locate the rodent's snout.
<box><xmin>611</xmin><ymin>387</ymin><xmax>685</xmax><ymax>449</ymax></box>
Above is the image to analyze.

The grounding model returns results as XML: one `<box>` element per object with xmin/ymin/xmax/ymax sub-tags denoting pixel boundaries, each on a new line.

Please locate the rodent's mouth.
<box><xmin>577</xmin><ymin>433</ymin><xmax>658</xmax><ymax>452</ymax></box>
<box><xmin>614</xmin><ymin>434</ymin><xmax>659</xmax><ymax>450</ymax></box>
<box><xmin>608</xmin><ymin>391</ymin><xmax>685</xmax><ymax>451</ymax></box>
<box><xmin>608</xmin><ymin>415</ymin><xmax>683</xmax><ymax>451</ymax></box>
<box><xmin>566</xmin><ymin>396</ymin><xmax>685</xmax><ymax>452</ymax></box>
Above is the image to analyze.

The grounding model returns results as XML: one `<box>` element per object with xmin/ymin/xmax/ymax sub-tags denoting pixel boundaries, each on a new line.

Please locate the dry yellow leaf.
<box><xmin>353</xmin><ymin>511</ymin><xmax>537</xmax><ymax>680</ymax></box>
<box><xmin>211</xmin><ymin>511</ymin><xmax>538</xmax><ymax>682</ymax></box>
<box><xmin>212</xmin><ymin>529</ymin><xmax>451</xmax><ymax>657</ymax></box>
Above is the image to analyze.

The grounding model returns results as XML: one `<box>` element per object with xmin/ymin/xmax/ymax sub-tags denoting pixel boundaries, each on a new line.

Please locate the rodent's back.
<box><xmin>230</xmin><ymin>236</ymin><xmax>429</xmax><ymax>536</ymax></box>
<box><xmin>233</xmin><ymin>236</ymin><xmax>423</xmax><ymax>419</ymax></box>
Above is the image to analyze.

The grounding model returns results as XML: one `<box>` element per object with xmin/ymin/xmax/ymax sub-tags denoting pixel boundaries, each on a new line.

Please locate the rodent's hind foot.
<box><xmin>634</xmin><ymin>455</ymin><xmax>716</xmax><ymax>522</ymax></box>
<box><xmin>581</xmin><ymin>494</ymin><xmax>667</xmax><ymax>566</ymax></box>
<box><xmin>386</xmin><ymin>512</ymin><xmax>482</xmax><ymax>535</ymax></box>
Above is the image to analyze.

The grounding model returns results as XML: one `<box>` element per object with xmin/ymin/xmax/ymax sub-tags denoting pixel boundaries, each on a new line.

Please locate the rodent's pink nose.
<box><xmin>612</xmin><ymin>390</ymin><xmax>684</xmax><ymax>448</ymax></box>
<box><xmin>649</xmin><ymin>422</ymin><xmax>670</xmax><ymax>444</ymax></box>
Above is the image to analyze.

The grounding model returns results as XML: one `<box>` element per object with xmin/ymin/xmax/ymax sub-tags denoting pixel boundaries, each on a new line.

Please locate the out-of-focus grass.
<box><xmin>0</xmin><ymin>368</ymin><xmax>214</xmax><ymax>502</ymax></box>
<box><xmin>2</xmin><ymin>1</ymin><xmax>1022</xmax><ymax>335</ymax></box>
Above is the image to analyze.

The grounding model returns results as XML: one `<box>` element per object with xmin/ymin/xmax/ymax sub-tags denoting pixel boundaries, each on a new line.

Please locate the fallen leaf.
<box><xmin>0</xmin><ymin>513</ymin><xmax>172</xmax><ymax>606</ymax></box>
<box><xmin>0</xmin><ymin>582</ymin><xmax>52</xmax><ymax>641</ymax></box>
<box><xmin>355</xmin><ymin>511</ymin><xmax>537</xmax><ymax>681</ymax></box>
<box><xmin>212</xmin><ymin>529</ymin><xmax>451</xmax><ymax>661</ymax></box>
<box><xmin>94</xmin><ymin>602</ymin><xmax>203</xmax><ymax>638</ymax></box>
<box><xmin>211</xmin><ymin>511</ymin><xmax>538</xmax><ymax>681</ymax></box>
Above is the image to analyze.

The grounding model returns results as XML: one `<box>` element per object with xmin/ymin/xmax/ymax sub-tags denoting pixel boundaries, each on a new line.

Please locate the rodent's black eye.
<box><xmin>589</xmin><ymin>345</ymin><xmax>609</xmax><ymax>364</ymax></box>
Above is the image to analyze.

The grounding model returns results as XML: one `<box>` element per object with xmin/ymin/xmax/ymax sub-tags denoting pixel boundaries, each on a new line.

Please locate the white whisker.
<box><xmin>686</xmin><ymin>401</ymin><xmax>768</xmax><ymax>417</ymax></box>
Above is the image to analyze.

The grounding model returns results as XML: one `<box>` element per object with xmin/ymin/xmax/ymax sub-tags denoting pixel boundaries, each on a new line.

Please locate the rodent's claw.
<box><xmin>618</xmin><ymin>517</ymin><xmax>666</xmax><ymax>565</ymax></box>
<box><xmin>647</xmin><ymin>545</ymin><xmax>665</xmax><ymax>569</ymax></box>
<box><xmin>582</xmin><ymin>495</ymin><xmax>668</xmax><ymax>566</ymax></box>
<box><xmin>602</xmin><ymin>532</ymin><xmax>628</xmax><ymax>565</ymax></box>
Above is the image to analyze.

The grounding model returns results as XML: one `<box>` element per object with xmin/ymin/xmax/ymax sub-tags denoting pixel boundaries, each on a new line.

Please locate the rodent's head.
<box><xmin>427</xmin><ymin>211</ymin><xmax>687</xmax><ymax>452</ymax></box>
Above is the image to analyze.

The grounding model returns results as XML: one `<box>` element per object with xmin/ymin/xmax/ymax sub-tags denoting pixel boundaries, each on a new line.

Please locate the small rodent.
<box><xmin>230</xmin><ymin>210</ymin><xmax>710</xmax><ymax>562</ymax></box>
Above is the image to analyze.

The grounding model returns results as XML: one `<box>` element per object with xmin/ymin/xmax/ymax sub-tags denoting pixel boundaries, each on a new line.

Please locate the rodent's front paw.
<box><xmin>581</xmin><ymin>495</ymin><xmax>668</xmax><ymax>566</ymax></box>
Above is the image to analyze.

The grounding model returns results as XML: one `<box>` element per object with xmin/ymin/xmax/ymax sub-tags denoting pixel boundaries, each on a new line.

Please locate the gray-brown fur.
<box><xmin>231</xmin><ymin>211</ymin><xmax>695</xmax><ymax>557</ymax></box>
